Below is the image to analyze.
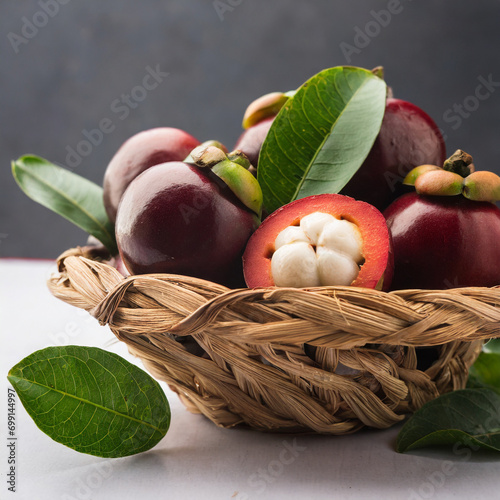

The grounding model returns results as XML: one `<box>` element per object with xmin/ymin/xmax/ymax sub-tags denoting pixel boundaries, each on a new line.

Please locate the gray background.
<box><xmin>2</xmin><ymin>0</ymin><xmax>500</xmax><ymax>259</ymax></box>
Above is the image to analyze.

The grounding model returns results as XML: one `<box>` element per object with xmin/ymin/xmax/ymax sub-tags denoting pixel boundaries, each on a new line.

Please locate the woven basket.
<box><xmin>47</xmin><ymin>246</ymin><xmax>500</xmax><ymax>435</ymax></box>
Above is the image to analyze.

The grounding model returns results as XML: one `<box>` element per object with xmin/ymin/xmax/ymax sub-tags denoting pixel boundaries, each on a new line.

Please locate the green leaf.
<box><xmin>12</xmin><ymin>155</ymin><xmax>117</xmax><ymax>254</ymax></box>
<box><xmin>484</xmin><ymin>338</ymin><xmax>500</xmax><ymax>353</ymax></box>
<box><xmin>257</xmin><ymin>66</ymin><xmax>387</xmax><ymax>214</ymax></box>
<box><xmin>7</xmin><ymin>346</ymin><xmax>170</xmax><ymax>458</ymax></box>
<box><xmin>396</xmin><ymin>388</ymin><xmax>500</xmax><ymax>453</ymax></box>
<box><xmin>468</xmin><ymin>352</ymin><xmax>500</xmax><ymax>393</ymax></box>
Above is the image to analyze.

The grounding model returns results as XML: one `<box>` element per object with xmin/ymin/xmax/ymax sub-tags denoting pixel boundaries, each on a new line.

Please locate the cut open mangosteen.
<box><xmin>242</xmin><ymin>194</ymin><xmax>393</xmax><ymax>290</ymax></box>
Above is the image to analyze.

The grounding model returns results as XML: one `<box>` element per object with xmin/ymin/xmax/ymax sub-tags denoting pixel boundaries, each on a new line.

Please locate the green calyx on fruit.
<box><xmin>402</xmin><ymin>164</ymin><xmax>441</xmax><ymax>185</ymax></box>
<box><xmin>184</xmin><ymin>139</ymin><xmax>228</xmax><ymax>163</ymax></box>
<box><xmin>191</xmin><ymin>145</ymin><xmax>263</xmax><ymax>217</ymax></box>
<box><xmin>463</xmin><ymin>171</ymin><xmax>500</xmax><ymax>202</ymax></box>
<box><xmin>228</xmin><ymin>149</ymin><xmax>257</xmax><ymax>178</ymax></box>
<box><xmin>227</xmin><ymin>149</ymin><xmax>252</xmax><ymax>169</ymax></box>
<box><xmin>413</xmin><ymin>170</ymin><xmax>464</xmax><ymax>197</ymax></box>
<box><xmin>403</xmin><ymin>150</ymin><xmax>500</xmax><ymax>202</ymax></box>
<box><xmin>242</xmin><ymin>90</ymin><xmax>296</xmax><ymax>129</ymax></box>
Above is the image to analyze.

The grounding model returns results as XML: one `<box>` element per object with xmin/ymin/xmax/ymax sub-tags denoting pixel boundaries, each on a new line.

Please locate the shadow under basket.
<box><xmin>47</xmin><ymin>247</ymin><xmax>500</xmax><ymax>435</ymax></box>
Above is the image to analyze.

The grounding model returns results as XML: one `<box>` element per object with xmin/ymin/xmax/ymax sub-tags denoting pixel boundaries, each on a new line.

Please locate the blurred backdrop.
<box><xmin>2</xmin><ymin>0</ymin><xmax>500</xmax><ymax>258</ymax></box>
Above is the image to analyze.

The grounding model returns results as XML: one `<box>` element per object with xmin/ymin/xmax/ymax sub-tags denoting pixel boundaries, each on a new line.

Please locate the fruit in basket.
<box><xmin>103</xmin><ymin>127</ymin><xmax>201</xmax><ymax>223</ymax></box>
<box><xmin>340</xmin><ymin>97</ymin><xmax>446</xmax><ymax>210</ymax></box>
<box><xmin>234</xmin><ymin>116</ymin><xmax>275</xmax><ymax>170</ymax></box>
<box><xmin>13</xmin><ymin>63</ymin><xmax>500</xmax><ymax>455</ymax></box>
<box><xmin>115</xmin><ymin>147</ymin><xmax>261</xmax><ymax>287</ymax></box>
<box><xmin>234</xmin><ymin>91</ymin><xmax>293</xmax><ymax>169</ymax></box>
<box><xmin>237</xmin><ymin>83</ymin><xmax>446</xmax><ymax>211</ymax></box>
<box><xmin>384</xmin><ymin>150</ymin><xmax>500</xmax><ymax>289</ymax></box>
<box><xmin>242</xmin><ymin>91</ymin><xmax>291</xmax><ymax>130</ymax></box>
<box><xmin>242</xmin><ymin>193</ymin><xmax>393</xmax><ymax>290</ymax></box>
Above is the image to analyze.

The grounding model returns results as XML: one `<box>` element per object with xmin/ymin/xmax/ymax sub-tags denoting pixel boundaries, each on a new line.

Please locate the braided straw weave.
<box><xmin>47</xmin><ymin>246</ymin><xmax>500</xmax><ymax>434</ymax></box>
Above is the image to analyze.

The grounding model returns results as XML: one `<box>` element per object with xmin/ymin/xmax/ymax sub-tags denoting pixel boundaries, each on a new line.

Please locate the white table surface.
<box><xmin>1</xmin><ymin>258</ymin><xmax>499</xmax><ymax>500</ymax></box>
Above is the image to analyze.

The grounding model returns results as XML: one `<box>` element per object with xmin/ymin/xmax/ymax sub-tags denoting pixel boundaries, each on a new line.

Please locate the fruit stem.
<box><xmin>184</xmin><ymin>140</ymin><xmax>227</xmax><ymax>163</ymax></box>
<box><xmin>371</xmin><ymin>66</ymin><xmax>384</xmax><ymax>80</ymax></box>
<box><xmin>190</xmin><ymin>145</ymin><xmax>227</xmax><ymax>168</ymax></box>
<box><xmin>227</xmin><ymin>150</ymin><xmax>252</xmax><ymax>170</ymax></box>
<box><xmin>371</xmin><ymin>66</ymin><xmax>394</xmax><ymax>98</ymax></box>
<box><xmin>442</xmin><ymin>150</ymin><xmax>475</xmax><ymax>177</ymax></box>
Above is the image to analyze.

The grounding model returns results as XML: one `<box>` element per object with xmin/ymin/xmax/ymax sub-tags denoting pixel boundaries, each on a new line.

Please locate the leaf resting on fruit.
<box><xmin>257</xmin><ymin>66</ymin><xmax>387</xmax><ymax>214</ymax></box>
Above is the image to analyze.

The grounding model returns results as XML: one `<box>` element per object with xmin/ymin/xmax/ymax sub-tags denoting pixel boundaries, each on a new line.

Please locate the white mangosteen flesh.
<box><xmin>271</xmin><ymin>242</ymin><xmax>321</xmax><ymax>287</ymax></box>
<box><xmin>271</xmin><ymin>212</ymin><xmax>364</xmax><ymax>287</ymax></box>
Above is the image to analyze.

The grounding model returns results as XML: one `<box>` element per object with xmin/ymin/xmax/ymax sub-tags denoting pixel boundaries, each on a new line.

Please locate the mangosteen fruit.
<box><xmin>103</xmin><ymin>127</ymin><xmax>201</xmax><ymax>223</ymax></box>
<box><xmin>115</xmin><ymin>148</ymin><xmax>262</xmax><ymax>288</ymax></box>
<box><xmin>384</xmin><ymin>150</ymin><xmax>500</xmax><ymax>289</ymax></box>
<box><xmin>243</xmin><ymin>193</ymin><xmax>393</xmax><ymax>290</ymax></box>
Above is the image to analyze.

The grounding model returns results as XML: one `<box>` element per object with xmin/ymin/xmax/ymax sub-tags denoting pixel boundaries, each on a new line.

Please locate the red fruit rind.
<box><xmin>242</xmin><ymin>194</ymin><xmax>393</xmax><ymax>290</ymax></box>
<box><xmin>383</xmin><ymin>192</ymin><xmax>500</xmax><ymax>289</ymax></box>
<box><xmin>339</xmin><ymin>98</ymin><xmax>446</xmax><ymax>210</ymax></box>
<box><xmin>103</xmin><ymin>127</ymin><xmax>201</xmax><ymax>223</ymax></box>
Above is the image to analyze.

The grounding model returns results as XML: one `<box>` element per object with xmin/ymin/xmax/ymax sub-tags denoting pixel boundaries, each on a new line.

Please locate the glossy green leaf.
<box><xmin>257</xmin><ymin>66</ymin><xmax>387</xmax><ymax>214</ymax></box>
<box><xmin>468</xmin><ymin>352</ymin><xmax>500</xmax><ymax>393</ymax></box>
<box><xmin>8</xmin><ymin>346</ymin><xmax>170</xmax><ymax>457</ymax></box>
<box><xmin>396</xmin><ymin>388</ymin><xmax>500</xmax><ymax>453</ymax></box>
<box><xmin>484</xmin><ymin>339</ymin><xmax>500</xmax><ymax>353</ymax></box>
<box><xmin>12</xmin><ymin>155</ymin><xmax>117</xmax><ymax>254</ymax></box>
